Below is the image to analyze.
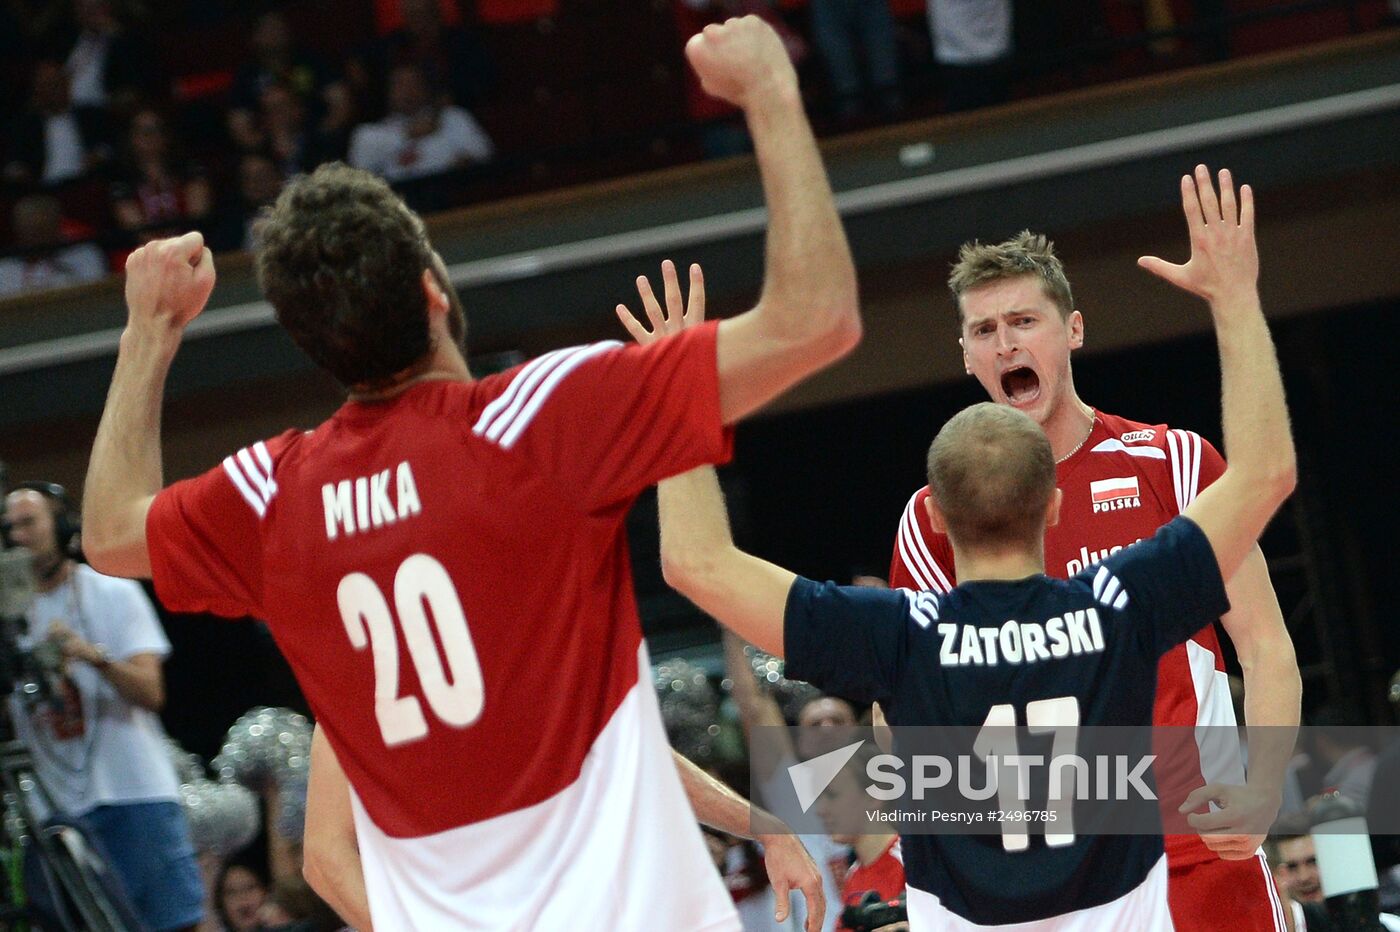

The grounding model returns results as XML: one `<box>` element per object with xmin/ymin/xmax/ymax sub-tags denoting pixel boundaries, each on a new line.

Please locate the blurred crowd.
<box><xmin>5</xmin><ymin>0</ymin><xmax>1389</xmax><ymax>298</ymax></box>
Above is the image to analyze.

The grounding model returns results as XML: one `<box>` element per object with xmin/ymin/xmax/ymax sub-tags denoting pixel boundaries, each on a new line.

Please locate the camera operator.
<box><xmin>2</xmin><ymin>482</ymin><xmax>204</xmax><ymax>932</ymax></box>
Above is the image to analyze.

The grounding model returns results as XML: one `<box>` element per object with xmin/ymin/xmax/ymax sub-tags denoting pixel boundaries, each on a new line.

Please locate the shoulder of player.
<box><xmin>466</xmin><ymin>340</ymin><xmax>627</xmax><ymax>447</ymax></box>
<box><xmin>1094</xmin><ymin>411</ymin><xmax>1214</xmax><ymax>458</ymax></box>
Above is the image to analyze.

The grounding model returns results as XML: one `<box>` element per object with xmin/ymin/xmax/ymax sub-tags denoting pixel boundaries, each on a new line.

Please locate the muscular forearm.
<box><xmin>304</xmin><ymin>727</ymin><xmax>374</xmax><ymax>931</ymax></box>
<box><xmin>1220</xmin><ymin>548</ymin><xmax>1299</xmax><ymax>803</ymax></box>
<box><xmin>1241</xmin><ymin>639</ymin><xmax>1300</xmax><ymax>795</ymax></box>
<box><xmin>304</xmin><ymin>845</ymin><xmax>374</xmax><ymax>932</ymax></box>
<box><xmin>658</xmin><ymin>468</ymin><xmax>793</xmax><ymax>655</ymax></box>
<box><xmin>83</xmin><ymin>324</ymin><xmax>180</xmax><ymax>578</ymax></box>
<box><xmin>659</xmin><ymin>467</ymin><xmax>739</xmax><ymax>610</ymax></box>
<box><xmin>1210</xmin><ymin>288</ymin><xmax>1296</xmax><ymax>519</ymax></box>
<box><xmin>675</xmin><ymin>749</ymin><xmax>784</xmax><ymax>839</ymax></box>
<box><xmin>745</xmin><ymin>87</ymin><xmax>858</xmax><ymax>348</ymax></box>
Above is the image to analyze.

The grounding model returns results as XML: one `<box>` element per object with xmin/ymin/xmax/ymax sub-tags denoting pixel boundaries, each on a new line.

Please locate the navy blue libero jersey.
<box><xmin>784</xmin><ymin>516</ymin><xmax>1230</xmax><ymax>927</ymax></box>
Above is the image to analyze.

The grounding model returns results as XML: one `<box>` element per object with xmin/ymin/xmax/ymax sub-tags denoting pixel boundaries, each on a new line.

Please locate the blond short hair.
<box><xmin>948</xmin><ymin>231</ymin><xmax>1074</xmax><ymax>321</ymax></box>
<box><xmin>927</xmin><ymin>403</ymin><xmax>1056</xmax><ymax>550</ymax></box>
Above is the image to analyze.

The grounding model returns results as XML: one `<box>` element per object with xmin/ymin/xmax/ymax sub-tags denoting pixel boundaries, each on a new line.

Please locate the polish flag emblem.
<box><xmin>1091</xmin><ymin>476</ymin><xmax>1140</xmax><ymax>504</ymax></box>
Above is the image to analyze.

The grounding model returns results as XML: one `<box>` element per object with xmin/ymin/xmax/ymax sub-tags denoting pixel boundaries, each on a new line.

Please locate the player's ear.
<box><xmin>1044</xmin><ymin>488</ymin><xmax>1064</xmax><ymax>528</ymax></box>
<box><xmin>1066</xmin><ymin>310</ymin><xmax>1084</xmax><ymax>350</ymax></box>
<box><xmin>958</xmin><ymin>336</ymin><xmax>971</xmax><ymax>374</ymax></box>
<box><xmin>422</xmin><ymin>267</ymin><xmax>449</xmax><ymax>319</ymax></box>
<box><xmin>924</xmin><ymin>496</ymin><xmax>947</xmax><ymax>535</ymax></box>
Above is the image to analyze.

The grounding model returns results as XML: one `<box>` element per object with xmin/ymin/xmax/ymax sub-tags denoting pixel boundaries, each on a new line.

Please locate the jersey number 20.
<box><xmin>337</xmin><ymin>554</ymin><xmax>485</xmax><ymax>746</ymax></box>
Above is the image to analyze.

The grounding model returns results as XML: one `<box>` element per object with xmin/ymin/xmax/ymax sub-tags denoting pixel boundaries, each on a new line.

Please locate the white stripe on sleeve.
<box><xmin>222</xmin><ymin>456</ymin><xmax>267</xmax><ymax>518</ymax></box>
<box><xmin>472</xmin><ymin>346</ymin><xmax>575</xmax><ymax>438</ymax></box>
<box><xmin>236</xmin><ymin>447</ymin><xmax>273</xmax><ymax>503</ymax></box>
<box><xmin>496</xmin><ymin>342</ymin><xmax>621</xmax><ymax>449</ymax></box>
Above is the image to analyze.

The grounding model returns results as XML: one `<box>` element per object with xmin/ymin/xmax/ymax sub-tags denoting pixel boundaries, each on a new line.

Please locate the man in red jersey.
<box><xmin>79</xmin><ymin>16</ymin><xmax>861</xmax><ymax>930</ymax></box>
<box><xmin>887</xmin><ymin>166</ymin><xmax>1298</xmax><ymax>931</ymax></box>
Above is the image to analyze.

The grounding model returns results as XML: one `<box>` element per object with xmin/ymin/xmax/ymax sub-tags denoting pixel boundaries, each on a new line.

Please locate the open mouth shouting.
<box><xmin>1000</xmin><ymin>365</ymin><xmax>1041</xmax><ymax>408</ymax></box>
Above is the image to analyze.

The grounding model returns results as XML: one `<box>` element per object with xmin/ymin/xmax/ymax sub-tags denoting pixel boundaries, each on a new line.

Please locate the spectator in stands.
<box><xmin>926</xmin><ymin>0</ymin><xmax>1012</xmax><ymax>111</ymax></box>
<box><xmin>3</xmin><ymin>58</ymin><xmax>110</xmax><ymax>187</ymax></box>
<box><xmin>1268</xmin><ymin>820</ymin><xmax>1400</xmax><ymax>930</ymax></box>
<box><xmin>0</xmin><ymin>194</ymin><xmax>107</xmax><ymax>295</ymax></box>
<box><xmin>1369</xmin><ymin>671</ymin><xmax>1400</xmax><ymax>902</ymax></box>
<box><xmin>1310</xmin><ymin>704</ymin><xmax>1378</xmax><ymax>810</ymax></box>
<box><xmin>257</xmin><ymin>876</ymin><xmax>348</xmax><ymax>932</ymax></box>
<box><xmin>111</xmin><ymin>107</ymin><xmax>212</xmax><ymax>242</ymax></box>
<box><xmin>1272</xmin><ymin>817</ymin><xmax>1323</xmax><ymax>907</ymax></box>
<box><xmin>214</xmin><ymin>860</ymin><xmax>270</xmax><ymax>932</ymax></box>
<box><xmin>226</xmin><ymin>11</ymin><xmax>354</xmax><ymax>162</ymax></box>
<box><xmin>815</xmin><ymin>747</ymin><xmax>904</xmax><ymax>932</ymax></box>
<box><xmin>357</xmin><ymin>0</ymin><xmax>494</xmax><ymax>113</ymax></box>
<box><xmin>808</xmin><ymin>0</ymin><xmax>902</xmax><ymax>120</ymax></box>
<box><xmin>258</xmin><ymin>81</ymin><xmax>347</xmax><ymax>177</ymax></box>
<box><xmin>210</xmin><ymin>151</ymin><xmax>283</xmax><ymax>253</ymax></box>
<box><xmin>348</xmin><ymin>63</ymin><xmax>493</xmax><ymax>183</ymax></box>
<box><xmin>61</xmin><ymin>0</ymin><xmax>159</xmax><ymax>118</ymax></box>
<box><xmin>672</xmin><ymin>0</ymin><xmax>807</xmax><ymax>157</ymax></box>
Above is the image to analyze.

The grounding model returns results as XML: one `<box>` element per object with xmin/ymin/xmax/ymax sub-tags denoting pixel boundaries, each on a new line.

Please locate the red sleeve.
<box><xmin>888</xmin><ymin>487</ymin><xmax>957</xmax><ymax>594</ymax></box>
<box><xmin>480</xmin><ymin>320</ymin><xmax>734</xmax><ymax>512</ymax></box>
<box><xmin>1164</xmin><ymin>428</ymin><xmax>1226</xmax><ymax>514</ymax></box>
<box><xmin>145</xmin><ymin>432</ymin><xmax>294</xmax><ymax>618</ymax></box>
<box><xmin>1196</xmin><ymin>435</ymin><xmax>1226</xmax><ymax>490</ymax></box>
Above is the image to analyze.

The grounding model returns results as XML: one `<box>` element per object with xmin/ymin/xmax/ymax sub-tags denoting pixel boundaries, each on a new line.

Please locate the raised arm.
<box><xmin>619</xmin><ymin>259</ymin><xmax>797</xmax><ymax>656</ymax></box>
<box><xmin>682</xmin><ymin>17</ymin><xmax>860</xmax><ymax>424</ymax></box>
<box><xmin>1139</xmin><ymin>166</ymin><xmax>1296</xmax><ymax>579</ymax></box>
<box><xmin>83</xmin><ymin>232</ymin><xmax>216</xmax><ymax>578</ymax></box>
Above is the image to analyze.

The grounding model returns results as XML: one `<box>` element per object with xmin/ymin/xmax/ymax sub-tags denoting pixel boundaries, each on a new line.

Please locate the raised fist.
<box><xmin>123</xmin><ymin>231</ymin><xmax>216</xmax><ymax>332</ymax></box>
<box><xmin>685</xmin><ymin>15</ymin><xmax>799</xmax><ymax>109</ymax></box>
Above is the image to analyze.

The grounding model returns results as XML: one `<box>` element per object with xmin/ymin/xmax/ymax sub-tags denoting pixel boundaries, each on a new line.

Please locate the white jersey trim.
<box><xmin>350</xmin><ymin>642</ymin><xmax>738</xmax><ymax>932</ymax></box>
<box><xmin>222</xmin><ymin>441</ymin><xmax>278</xmax><ymax>518</ymax></box>
<box><xmin>1089</xmin><ymin>437</ymin><xmax>1167</xmax><ymax>460</ymax></box>
<box><xmin>1259</xmin><ymin>851</ymin><xmax>1288</xmax><ymax>931</ymax></box>
<box><xmin>1167</xmin><ymin>429</ymin><xmax>1204</xmax><ymax>513</ymax></box>
<box><xmin>1187</xmin><ymin>639</ymin><xmax>1246</xmax><ymax>787</ymax></box>
<box><xmin>472</xmin><ymin>341</ymin><xmax>622</xmax><ymax>450</ymax></box>
<box><xmin>905</xmin><ymin>853</ymin><xmax>1172</xmax><ymax>931</ymax></box>
<box><xmin>898</xmin><ymin>491</ymin><xmax>953</xmax><ymax>594</ymax></box>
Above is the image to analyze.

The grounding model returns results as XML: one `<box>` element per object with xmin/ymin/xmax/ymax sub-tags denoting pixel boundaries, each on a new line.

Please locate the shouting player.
<box><xmin>80</xmin><ymin>16</ymin><xmax>860</xmax><ymax>930</ymax></box>
<box><xmin>888</xmin><ymin>172</ymin><xmax>1300</xmax><ymax>929</ymax></box>
<box><xmin>652</xmin><ymin>167</ymin><xmax>1296</xmax><ymax>928</ymax></box>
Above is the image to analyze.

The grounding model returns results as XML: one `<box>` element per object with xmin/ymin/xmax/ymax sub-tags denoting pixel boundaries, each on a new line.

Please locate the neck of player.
<box><xmin>950</xmin><ymin>541</ymin><xmax>1046</xmax><ymax>584</ymax></box>
<box><xmin>1042</xmin><ymin>392</ymin><xmax>1095</xmax><ymax>463</ymax></box>
<box><xmin>350</xmin><ymin>328</ymin><xmax>473</xmax><ymax>403</ymax></box>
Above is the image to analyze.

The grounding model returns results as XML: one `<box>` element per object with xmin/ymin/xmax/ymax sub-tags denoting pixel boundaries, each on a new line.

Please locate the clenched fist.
<box><xmin>685</xmin><ymin>15</ymin><xmax>799</xmax><ymax>110</ymax></box>
<box><xmin>123</xmin><ymin>231</ymin><xmax>216</xmax><ymax>333</ymax></box>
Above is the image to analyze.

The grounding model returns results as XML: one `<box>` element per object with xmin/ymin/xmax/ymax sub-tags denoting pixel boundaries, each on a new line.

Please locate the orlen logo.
<box><xmin>1090</xmin><ymin>476</ymin><xmax>1140</xmax><ymax>514</ymax></box>
<box><xmin>1120</xmin><ymin>429</ymin><xmax>1155</xmax><ymax>444</ymax></box>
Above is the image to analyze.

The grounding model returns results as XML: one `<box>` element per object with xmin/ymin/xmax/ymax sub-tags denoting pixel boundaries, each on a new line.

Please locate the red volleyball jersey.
<box><xmin>146</xmin><ymin>323</ymin><xmax>739</xmax><ymax>930</ymax></box>
<box><xmin>890</xmin><ymin>410</ymin><xmax>1242</xmax><ymax>868</ymax></box>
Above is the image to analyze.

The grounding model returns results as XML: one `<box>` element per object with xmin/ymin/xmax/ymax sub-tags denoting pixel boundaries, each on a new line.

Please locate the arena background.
<box><xmin>0</xmin><ymin>0</ymin><xmax>1396</xmax><ymax>766</ymax></box>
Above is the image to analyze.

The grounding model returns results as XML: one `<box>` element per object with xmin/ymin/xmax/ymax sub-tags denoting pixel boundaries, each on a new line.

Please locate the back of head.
<box><xmin>255</xmin><ymin>163</ymin><xmax>435</xmax><ymax>389</ymax></box>
<box><xmin>926</xmin><ymin>402</ymin><xmax>1055</xmax><ymax>551</ymax></box>
<box><xmin>948</xmin><ymin>231</ymin><xmax>1074</xmax><ymax>322</ymax></box>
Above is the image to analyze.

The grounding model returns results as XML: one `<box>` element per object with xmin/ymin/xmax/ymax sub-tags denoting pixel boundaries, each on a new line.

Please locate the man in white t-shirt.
<box><xmin>2</xmin><ymin>483</ymin><xmax>203</xmax><ymax>932</ymax></box>
<box><xmin>348</xmin><ymin>62</ymin><xmax>494</xmax><ymax>183</ymax></box>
